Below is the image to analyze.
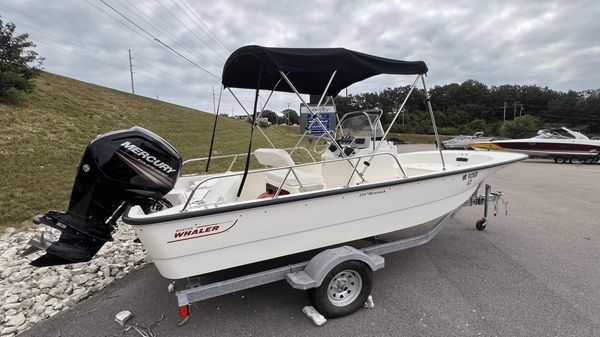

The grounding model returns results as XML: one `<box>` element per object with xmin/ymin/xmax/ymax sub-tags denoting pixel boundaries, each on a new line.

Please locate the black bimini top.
<box><xmin>221</xmin><ymin>45</ymin><xmax>428</xmax><ymax>96</ymax></box>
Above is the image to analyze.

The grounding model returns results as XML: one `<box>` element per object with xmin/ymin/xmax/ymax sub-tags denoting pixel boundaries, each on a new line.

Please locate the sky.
<box><xmin>1</xmin><ymin>0</ymin><xmax>599</xmax><ymax>115</ymax></box>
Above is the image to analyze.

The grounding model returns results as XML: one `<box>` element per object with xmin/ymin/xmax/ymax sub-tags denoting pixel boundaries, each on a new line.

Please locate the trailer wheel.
<box><xmin>476</xmin><ymin>218</ymin><xmax>487</xmax><ymax>231</ymax></box>
<box><xmin>309</xmin><ymin>260</ymin><xmax>372</xmax><ymax>318</ymax></box>
<box><xmin>555</xmin><ymin>157</ymin><xmax>566</xmax><ymax>164</ymax></box>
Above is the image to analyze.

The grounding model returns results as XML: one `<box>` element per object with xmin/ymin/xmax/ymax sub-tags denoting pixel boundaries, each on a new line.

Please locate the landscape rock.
<box><xmin>115</xmin><ymin>310</ymin><xmax>132</xmax><ymax>325</ymax></box>
<box><xmin>1</xmin><ymin>326</ymin><xmax>18</xmax><ymax>335</ymax></box>
<box><xmin>44</xmin><ymin>298</ymin><xmax>58</xmax><ymax>307</ymax></box>
<box><xmin>4</xmin><ymin>295</ymin><xmax>19</xmax><ymax>304</ymax></box>
<box><xmin>5</xmin><ymin>313</ymin><xmax>26</xmax><ymax>327</ymax></box>
<box><xmin>71</xmin><ymin>274</ymin><xmax>92</xmax><ymax>285</ymax></box>
<box><xmin>302</xmin><ymin>306</ymin><xmax>327</xmax><ymax>326</ymax></box>
<box><xmin>100</xmin><ymin>266</ymin><xmax>111</xmax><ymax>277</ymax></box>
<box><xmin>2</xmin><ymin>303</ymin><xmax>20</xmax><ymax>311</ymax></box>
<box><xmin>19</xmin><ymin>298</ymin><xmax>34</xmax><ymax>310</ymax></box>
<box><xmin>9</xmin><ymin>270</ymin><xmax>31</xmax><ymax>283</ymax></box>
<box><xmin>1</xmin><ymin>268</ymin><xmax>13</xmax><ymax>279</ymax></box>
<box><xmin>37</xmin><ymin>276</ymin><xmax>60</xmax><ymax>289</ymax></box>
<box><xmin>0</xmin><ymin>224</ymin><xmax>149</xmax><ymax>334</ymax></box>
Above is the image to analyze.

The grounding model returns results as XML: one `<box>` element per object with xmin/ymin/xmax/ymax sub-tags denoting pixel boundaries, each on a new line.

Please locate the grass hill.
<box><xmin>0</xmin><ymin>72</ymin><xmax>311</xmax><ymax>230</ymax></box>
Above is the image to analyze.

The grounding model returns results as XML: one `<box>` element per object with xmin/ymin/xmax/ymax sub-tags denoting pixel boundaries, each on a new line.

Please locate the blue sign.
<box><xmin>306</xmin><ymin>113</ymin><xmax>330</xmax><ymax>135</ymax></box>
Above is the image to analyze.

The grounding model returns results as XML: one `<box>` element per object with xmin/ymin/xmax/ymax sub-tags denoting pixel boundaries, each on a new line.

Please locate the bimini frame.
<box><xmin>221</xmin><ymin>69</ymin><xmax>446</xmax><ymax>196</ymax></box>
<box><xmin>212</xmin><ymin>46</ymin><xmax>445</xmax><ymax>196</ymax></box>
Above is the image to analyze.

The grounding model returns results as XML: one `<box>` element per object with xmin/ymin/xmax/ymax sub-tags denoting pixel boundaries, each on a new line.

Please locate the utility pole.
<box><xmin>128</xmin><ymin>49</ymin><xmax>135</xmax><ymax>95</ymax></box>
<box><xmin>520</xmin><ymin>104</ymin><xmax>524</xmax><ymax>117</ymax></box>
<box><xmin>503</xmin><ymin>101</ymin><xmax>507</xmax><ymax>121</ymax></box>
<box><xmin>513</xmin><ymin>101</ymin><xmax>517</xmax><ymax>119</ymax></box>
<box><xmin>287</xmin><ymin>103</ymin><xmax>290</xmax><ymax>125</ymax></box>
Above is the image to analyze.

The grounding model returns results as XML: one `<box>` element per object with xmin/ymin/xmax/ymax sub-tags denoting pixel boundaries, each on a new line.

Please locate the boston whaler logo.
<box><xmin>120</xmin><ymin>141</ymin><xmax>176</xmax><ymax>174</ymax></box>
<box><xmin>168</xmin><ymin>220</ymin><xmax>238</xmax><ymax>243</ymax></box>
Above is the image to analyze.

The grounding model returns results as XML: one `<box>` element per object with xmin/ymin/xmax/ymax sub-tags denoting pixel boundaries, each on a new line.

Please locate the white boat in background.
<box><xmin>471</xmin><ymin>127</ymin><xmax>600</xmax><ymax>163</ymax></box>
<box><xmin>441</xmin><ymin>131</ymin><xmax>491</xmax><ymax>150</ymax></box>
<box><xmin>27</xmin><ymin>46</ymin><xmax>526</xmax><ymax>281</ymax></box>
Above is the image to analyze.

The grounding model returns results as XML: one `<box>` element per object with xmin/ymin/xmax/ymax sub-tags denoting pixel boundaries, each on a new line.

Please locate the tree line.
<box><xmin>332</xmin><ymin>80</ymin><xmax>600</xmax><ymax>138</ymax></box>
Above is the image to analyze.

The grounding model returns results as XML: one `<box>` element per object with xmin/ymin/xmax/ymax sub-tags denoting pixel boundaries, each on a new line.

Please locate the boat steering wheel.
<box><xmin>313</xmin><ymin>131</ymin><xmax>337</xmax><ymax>154</ymax></box>
<box><xmin>313</xmin><ymin>132</ymin><xmax>332</xmax><ymax>154</ymax></box>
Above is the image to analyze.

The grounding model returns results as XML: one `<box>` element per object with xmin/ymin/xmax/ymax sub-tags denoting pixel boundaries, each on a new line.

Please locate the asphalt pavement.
<box><xmin>18</xmin><ymin>146</ymin><xmax>600</xmax><ymax>337</ymax></box>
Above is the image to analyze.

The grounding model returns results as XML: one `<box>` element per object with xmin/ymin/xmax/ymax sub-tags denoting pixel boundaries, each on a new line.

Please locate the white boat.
<box><xmin>441</xmin><ymin>131</ymin><xmax>491</xmax><ymax>150</ymax></box>
<box><xmin>28</xmin><ymin>46</ymin><xmax>526</xmax><ymax>280</ymax></box>
<box><xmin>471</xmin><ymin>127</ymin><xmax>600</xmax><ymax>163</ymax></box>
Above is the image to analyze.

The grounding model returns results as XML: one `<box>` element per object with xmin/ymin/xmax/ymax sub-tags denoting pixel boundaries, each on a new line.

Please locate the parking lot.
<box><xmin>19</xmin><ymin>147</ymin><xmax>600</xmax><ymax>337</ymax></box>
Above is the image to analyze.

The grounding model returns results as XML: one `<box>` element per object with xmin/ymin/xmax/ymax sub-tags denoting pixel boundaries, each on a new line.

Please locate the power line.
<box><xmin>97</xmin><ymin>0</ymin><xmax>221</xmax><ymax>80</ymax></box>
<box><xmin>157</xmin><ymin>1</ymin><xmax>229</xmax><ymax>63</ymax></box>
<box><xmin>82</xmin><ymin>0</ymin><xmax>154</xmax><ymax>43</ymax></box>
<box><xmin>9</xmin><ymin>16</ymin><xmax>209</xmax><ymax>97</ymax></box>
<box><xmin>117</xmin><ymin>0</ymin><xmax>223</xmax><ymax>70</ymax></box>
<box><xmin>169</xmin><ymin>0</ymin><xmax>230</xmax><ymax>58</ymax></box>
<box><xmin>158</xmin><ymin>0</ymin><xmax>228</xmax><ymax>62</ymax></box>
<box><xmin>178</xmin><ymin>0</ymin><xmax>232</xmax><ymax>54</ymax></box>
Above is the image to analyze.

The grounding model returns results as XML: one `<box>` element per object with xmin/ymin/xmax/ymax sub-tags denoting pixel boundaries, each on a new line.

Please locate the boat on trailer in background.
<box><xmin>26</xmin><ymin>45</ymin><xmax>526</xmax><ymax>319</ymax></box>
<box><xmin>470</xmin><ymin>127</ymin><xmax>600</xmax><ymax>164</ymax></box>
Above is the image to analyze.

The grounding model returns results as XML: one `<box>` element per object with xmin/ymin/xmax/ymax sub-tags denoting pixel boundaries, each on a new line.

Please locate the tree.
<box><xmin>0</xmin><ymin>18</ymin><xmax>44</xmax><ymax>103</ymax></box>
<box><xmin>281</xmin><ymin>109</ymin><xmax>299</xmax><ymax>125</ymax></box>
<box><xmin>259</xmin><ymin>110</ymin><xmax>279</xmax><ymax>124</ymax></box>
<box><xmin>499</xmin><ymin>115</ymin><xmax>543</xmax><ymax>138</ymax></box>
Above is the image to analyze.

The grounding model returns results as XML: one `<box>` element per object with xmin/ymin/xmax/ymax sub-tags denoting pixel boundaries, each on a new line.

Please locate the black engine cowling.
<box><xmin>30</xmin><ymin>126</ymin><xmax>182</xmax><ymax>267</ymax></box>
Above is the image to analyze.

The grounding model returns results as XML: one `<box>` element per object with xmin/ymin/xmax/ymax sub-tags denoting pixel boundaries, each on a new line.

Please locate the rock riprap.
<box><xmin>0</xmin><ymin>225</ymin><xmax>149</xmax><ymax>337</ymax></box>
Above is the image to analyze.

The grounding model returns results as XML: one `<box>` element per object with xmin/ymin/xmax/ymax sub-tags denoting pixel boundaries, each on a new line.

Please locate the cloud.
<box><xmin>1</xmin><ymin>0</ymin><xmax>599</xmax><ymax>114</ymax></box>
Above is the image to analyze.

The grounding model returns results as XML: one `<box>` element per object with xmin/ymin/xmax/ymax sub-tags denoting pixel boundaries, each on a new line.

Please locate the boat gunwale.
<box><xmin>122</xmin><ymin>154</ymin><xmax>526</xmax><ymax>225</ymax></box>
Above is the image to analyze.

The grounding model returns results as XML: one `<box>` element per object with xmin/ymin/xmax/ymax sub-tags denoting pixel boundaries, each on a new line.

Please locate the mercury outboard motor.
<box><xmin>27</xmin><ymin>126</ymin><xmax>181</xmax><ymax>267</ymax></box>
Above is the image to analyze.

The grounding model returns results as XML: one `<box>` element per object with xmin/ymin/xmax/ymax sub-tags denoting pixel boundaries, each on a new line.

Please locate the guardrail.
<box><xmin>182</xmin><ymin>147</ymin><xmax>316</xmax><ymax>173</ymax></box>
<box><xmin>181</xmin><ymin>151</ymin><xmax>407</xmax><ymax>212</ymax></box>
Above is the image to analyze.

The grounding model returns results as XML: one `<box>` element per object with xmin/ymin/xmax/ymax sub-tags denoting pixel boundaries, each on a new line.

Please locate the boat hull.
<box><xmin>129</xmin><ymin>164</ymin><xmax>502</xmax><ymax>279</ymax></box>
<box><xmin>471</xmin><ymin>139</ymin><xmax>600</xmax><ymax>158</ymax></box>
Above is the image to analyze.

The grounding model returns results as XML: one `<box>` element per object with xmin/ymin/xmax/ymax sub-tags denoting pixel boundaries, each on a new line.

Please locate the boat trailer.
<box><xmin>175</xmin><ymin>183</ymin><xmax>505</xmax><ymax>323</ymax></box>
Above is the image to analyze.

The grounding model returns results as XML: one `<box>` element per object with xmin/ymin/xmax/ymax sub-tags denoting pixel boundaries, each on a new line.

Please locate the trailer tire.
<box><xmin>555</xmin><ymin>157</ymin><xmax>566</xmax><ymax>164</ymax></box>
<box><xmin>309</xmin><ymin>260</ymin><xmax>372</xmax><ymax>318</ymax></box>
<box><xmin>476</xmin><ymin>218</ymin><xmax>487</xmax><ymax>231</ymax></box>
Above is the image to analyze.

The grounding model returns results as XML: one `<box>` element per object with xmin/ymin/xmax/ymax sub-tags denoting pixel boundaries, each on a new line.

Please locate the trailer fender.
<box><xmin>285</xmin><ymin>246</ymin><xmax>384</xmax><ymax>290</ymax></box>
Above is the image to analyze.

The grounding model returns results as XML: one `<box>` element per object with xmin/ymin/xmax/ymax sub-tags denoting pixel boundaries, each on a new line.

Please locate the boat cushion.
<box><xmin>266</xmin><ymin>169</ymin><xmax>323</xmax><ymax>187</ymax></box>
<box><xmin>255</xmin><ymin>148</ymin><xmax>295</xmax><ymax>168</ymax></box>
<box><xmin>202</xmin><ymin>176</ymin><xmax>242</xmax><ymax>204</ymax></box>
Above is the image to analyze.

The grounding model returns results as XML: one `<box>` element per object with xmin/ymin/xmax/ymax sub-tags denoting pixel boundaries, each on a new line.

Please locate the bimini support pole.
<box><xmin>236</xmin><ymin>67</ymin><xmax>263</xmax><ymax>198</ymax></box>
<box><xmin>358</xmin><ymin>74</ymin><xmax>421</xmax><ymax>178</ymax></box>
<box><xmin>205</xmin><ymin>86</ymin><xmax>223</xmax><ymax>172</ymax></box>
<box><xmin>228</xmin><ymin>88</ymin><xmax>276</xmax><ymax>149</ymax></box>
<box><xmin>280</xmin><ymin>70</ymin><xmax>366</xmax><ymax>183</ymax></box>
<box><xmin>279</xmin><ymin>71</ymin><xmax>347</xmax><ymax>159</ymax></box>
<box><xmin>288</xmin><ymin>96</ymin><xmax>332</xmax><ymax>157</ymax></box>
<box><xmin>373</xmin><ymin>74</ymin><xmax>421</xmax><ymax>155</ymax></box>
<box><xmin>421</xmin><ymin>75</ymin><xmax>446</xmax><ymax>170</ymax></box>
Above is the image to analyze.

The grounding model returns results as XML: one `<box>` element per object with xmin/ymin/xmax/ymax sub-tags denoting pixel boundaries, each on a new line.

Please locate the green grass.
<box><xmin>0</xmin><ymin>72</ymin><xmax>441</xmax><ymax>230</ymax></box>
<box><xmin>386</xmin><ymin>132</ymin><xmax>452</xmax><ymax>144</ymax></box>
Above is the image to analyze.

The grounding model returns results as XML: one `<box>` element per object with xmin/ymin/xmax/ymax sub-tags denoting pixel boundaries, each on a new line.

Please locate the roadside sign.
<box><xmin>299</xmin><ymin>104</ymin><xmax>337</xmax><ymax>135</ymax></box>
